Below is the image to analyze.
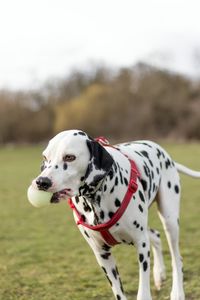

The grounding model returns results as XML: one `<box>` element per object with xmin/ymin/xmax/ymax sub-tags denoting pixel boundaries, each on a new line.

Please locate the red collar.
<box><xmin>68</xmin><ymin>138</ymin><xmax>140</xmax><ymax>246</ymax></box>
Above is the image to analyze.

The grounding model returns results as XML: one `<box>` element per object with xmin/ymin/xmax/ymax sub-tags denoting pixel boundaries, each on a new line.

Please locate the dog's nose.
<box><xmin>36</xmin><ymin>177</ymin><xmax>52</xmax><ymax>190</ymax></box>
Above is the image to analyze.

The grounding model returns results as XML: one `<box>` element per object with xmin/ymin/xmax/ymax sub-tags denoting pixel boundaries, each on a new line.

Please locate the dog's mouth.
<box><xmin>50</xmin><ymin>189</ymin><xmax>71</xmax><ymax>203</ymax></box>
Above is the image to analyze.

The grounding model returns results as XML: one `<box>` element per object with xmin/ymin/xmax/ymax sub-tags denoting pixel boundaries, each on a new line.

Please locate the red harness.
<box><xmin>68</xmin><ymin>137</ymin><xmax>140</xmax><ymax>247</ymax></box>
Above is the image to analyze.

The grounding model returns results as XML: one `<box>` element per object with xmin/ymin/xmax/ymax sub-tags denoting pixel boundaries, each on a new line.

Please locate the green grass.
<box><xmin>0</xmin><ymin>143</ymin><xmax>200</xmax><ymax>300</ymax></box>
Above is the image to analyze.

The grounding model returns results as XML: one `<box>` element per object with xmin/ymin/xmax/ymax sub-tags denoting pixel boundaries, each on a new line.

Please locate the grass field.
<box><xmin>0</xmin><ymin>143</ymin><xmax>200</xmax><ymax>300</ymax></box>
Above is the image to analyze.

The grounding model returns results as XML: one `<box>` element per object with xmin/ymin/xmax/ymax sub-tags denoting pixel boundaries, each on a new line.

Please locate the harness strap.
<box><xmin>68</xmin><ymin>138</ymin><xmax>140</xmax><ymax>247</ymax></box>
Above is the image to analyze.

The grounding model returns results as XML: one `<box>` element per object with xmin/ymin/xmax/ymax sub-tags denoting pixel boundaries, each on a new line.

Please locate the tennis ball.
<box><xmin>27</xmin><ymin>185</ymin><xmax>53</xmax><ymax>208</ymax></box>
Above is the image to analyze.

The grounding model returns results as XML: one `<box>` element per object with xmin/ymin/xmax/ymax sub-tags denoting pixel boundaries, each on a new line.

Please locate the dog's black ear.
<box><xmin>84</xmin><ymin>139</ymin><xmax>114</xmax><ymax>187</ymax></box>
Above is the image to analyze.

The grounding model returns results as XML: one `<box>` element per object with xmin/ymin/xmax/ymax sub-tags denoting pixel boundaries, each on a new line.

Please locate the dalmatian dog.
<box><xmin>32</xmin><ymin>129</ymin><xmax>200</xmax><ymax>300</ymax></box>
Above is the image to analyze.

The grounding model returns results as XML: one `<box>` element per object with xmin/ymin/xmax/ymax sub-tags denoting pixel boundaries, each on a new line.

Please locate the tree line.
<box><xmin>0</xmin><ymin>63</ymin><xmax>200</xmax><ymax>144</ymax></box>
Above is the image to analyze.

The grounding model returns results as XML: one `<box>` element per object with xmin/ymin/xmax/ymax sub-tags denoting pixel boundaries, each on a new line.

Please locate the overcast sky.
<box><xmin>0</xmin><ymin>0</ymin><xmax>200</xmax><ymax>89</ymax></box>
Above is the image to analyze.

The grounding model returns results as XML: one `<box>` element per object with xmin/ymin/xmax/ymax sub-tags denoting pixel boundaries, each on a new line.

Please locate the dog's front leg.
<box><xmin>135</xmin><ymin>233</ymin><xmax>152</xmax><ymax>300</ymax></box>
<box><xmin>90</xmin><ymin>243</ymin><xmax>127</xmax><ymax>300</ymax></box>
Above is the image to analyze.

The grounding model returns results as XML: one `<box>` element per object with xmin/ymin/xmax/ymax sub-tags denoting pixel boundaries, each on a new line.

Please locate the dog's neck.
<box><xmin>74</xmin><ymin>160</ymin><xmax>130</xmax><ymax>226</ymax></box>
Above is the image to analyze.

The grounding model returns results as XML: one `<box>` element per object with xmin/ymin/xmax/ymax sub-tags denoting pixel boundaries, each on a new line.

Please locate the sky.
<box><xmin>0</xmin><ymin>0</ymin><xmax>200</xmax><ymax>89</ymax></box>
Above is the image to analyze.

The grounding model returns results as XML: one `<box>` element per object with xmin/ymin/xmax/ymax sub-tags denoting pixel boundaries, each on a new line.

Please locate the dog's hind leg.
<box><xmin>157</xmin><ymin>171</ymin><xmax>185</xmax><ymax>300</ymax></box>
<box><xmin>149</xmin><ymin>228</ymin><xmax>166</xmax><ymax>290</ymax></box>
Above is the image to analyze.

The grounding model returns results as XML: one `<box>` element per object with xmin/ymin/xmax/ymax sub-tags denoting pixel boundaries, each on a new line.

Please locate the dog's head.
<box><xmin>32</xmin><ymin>130</ymin><xmax>114</xmax><ymax>203</ymax></box>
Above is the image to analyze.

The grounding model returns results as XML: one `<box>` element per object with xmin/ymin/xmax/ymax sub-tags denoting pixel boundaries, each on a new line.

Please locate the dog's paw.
<box><xmin>170</xmin><ymin>290</ymin><xmax>185</xmax><ymax>300</ymax></box>
<box><xmin>153</xmin><ymin>266</ymin><xmax>166</xmax><ymax>290</ymax></box>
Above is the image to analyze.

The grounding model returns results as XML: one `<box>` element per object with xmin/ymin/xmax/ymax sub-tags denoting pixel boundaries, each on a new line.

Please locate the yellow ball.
<box><xmin>27</xmin><ymin>185</ymin><xmax>53</xmax><ymax>208</ymax></box>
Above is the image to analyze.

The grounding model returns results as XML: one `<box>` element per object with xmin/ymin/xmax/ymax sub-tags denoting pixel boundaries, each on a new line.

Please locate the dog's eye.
<box><xmin>63</xmin><ymin>154</ymin><xmax>76</xmax><ymax>162</ymax></box>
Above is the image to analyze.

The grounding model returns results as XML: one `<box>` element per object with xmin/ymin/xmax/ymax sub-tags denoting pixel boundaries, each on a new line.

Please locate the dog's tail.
<box><xmin>175</xmin><ymin>162</ymin><xmax>200</xmax><ymax>178</ymax></box>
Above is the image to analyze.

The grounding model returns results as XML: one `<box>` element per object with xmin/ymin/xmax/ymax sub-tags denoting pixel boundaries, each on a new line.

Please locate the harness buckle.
<box><xmin>95</xmin><ymin>136</ymin><xmax>110</xmax><ymax>146</ymax></box>
<box><xmin>129</xmin><ymin>179</ymin><xmax>138</xmax><ymax>193</ymax></box>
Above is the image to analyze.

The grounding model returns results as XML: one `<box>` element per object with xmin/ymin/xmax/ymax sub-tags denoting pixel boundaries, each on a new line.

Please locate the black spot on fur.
<box><xmin>139</xmin><ymin>190</ymin><xmax>145</xmax><ymax>202</ymax></box>
<box><xmin>157</xmin><ymin>148</ymin><xmax>162</xmax><ymax>159</ymax></box>
<box><xmin>133</xmin><ymin>220</ymin><xmax>140</xmax><ymax>229</ymax></box>
<box><xmin>115</xmin><ymin>198</ymin><xmax>121</xmax><ymax>207</ymax></box>
<box><xmin>93</xmin><ymin>175</ymin><xmax>105</xmax><ymax>186</ymax></box>
<box><xmin>84</xmin><ymin>230</ymin><xmax>90</xmax><ymax>238</ymax></box>
<box><xmin>142</xmin><ymin>242</ymin><xmax>146</xmax><ymax>247</ymax></box>
<box><xmin>108</xmin><ymin>169</ymin><xmax>114</xmax><ymax>180</ymax></box>
<box><xmin>141</xmin><ymin>179</ymin><xmax>147</xmax><ymax>191</ymax></box>
<box><xmin>116</xmin><ymin>267</ymin><xmax>119</xmax><ymax>275</ymax></box>
<box><xmin>165</xmin><ymin>158</ymin><xmax>171</xmax><ymax>169</ymax></box>
<box><xmin>101</xmin><ymin>253</ymin><xmax>111</xmax><ymax>260</ymax></box>
<box><xmin>174</xmin><ymin>185</ymin><xmax>180</xmax><ymax>194</ymax></box>
<box><xmin>63</xmin><ymin>163</ymin><xmax>68</xmax><ymax>170</ymax></box>
<box><xmin>107</xmin><ymin>275</ymin><xmax>112</xmax><ymax>286</ymax></box>
<box><xmin>112</xmin><ymin>268</ymin><xmax>117</xmax><ymax>279</ymax></box>
<box><xmin>110</xmin><ymin>186</ymin><xmax>115</xmax><ymax>193</ymax></box>
<box><xmin>139</xmin><ymin>253</ymin><xmax>144</xmax><ymax>262</ymax></box>
<box><xmin>119</xmin><ymin>171</ymin><xmax>123</xmax><ymax>184</ymax></box>
<box><xmin>144</xmin><ymin>166</ymin><xmax>149</xmax><ymax>177</ymax></box>
<box><xmin>168</xmin><ymin>181</ymin><xmax>171</xmax><ymax>188</ymax></box>
<box><xmin>156</xmin><ymin>167</ymin><xmax>159</xmax><ymax>174</ymax></box>
<box><xmin>117</xmin><ymin>295</ymin><xmax>121</xmax><ymax>300</ymax></box>
<box><xmin>103</xmin><ymin>271</ymin><xmax>112</xmax><ymax>286</ymax></box>
<box><xmin>100</xmin><ymin>210</ymin><xmax>105</xmax><ymax>220</ymax></box>
<box><xmin>143</xmin><ymin>261</ymin><xmax>148</xmax><ymax>271</ymax></box>
<box><xmin>83</xmin><ymin>202</ymin><xmax>91</xmax><ymax>212</ymax></box>
<box><xmin>104</xmin><ymin>184</ymin><xmax>107</xmax><ymax>192</ymax></box>
<box><xmin>109</xmin><ymin>212</ymin><xmax>114</xmax><ymax>218</ymax></box>
<box><xmin>138</xmin><ymin>204</ymin><xmax>143</xmax><ymax>213</ymax></box>
<box><xmin>142</xmin><ymin>142</ymin><xmax>152</xmax><ymax>148</ymax></box>
<box><xmin>135</xmin><ymin>151</ymin><xmax>143</xmax><ymax>157</ymax></box>
<box><xmin>144</xmin><ymin>162</ymin><xmax>152</xmax><ymax>199</ymax></box>
<box><xmin>124</xmin><ymin>177</ymin><xmax>128</xmax><ymax>186</ymax></box>
<box><xmin>122</xmin><ymin>239</ymin><xmax>128</xmax><ymax>244</ymax></box>
<box><xmin>102</xmin><ymin>244</ymin><xmax>111</xmax><ymax>252</ymax></box>
<box><xmin>81</xmin><ymin>214</ymin><xmax>86</xmax><ymax>222</ymax></box>
<box><xmin>115</xmin><ymin>177</ymin><xmax>119</xmax><ymax>186</ymax></box>
<box><xmin>78</xmin><ymin>131</ymin><xmax>86</xmax><ymax>136</ymax></box>
<box><xmin>141</xmin><ymin>150</ymin><xmax>149</xmax><ymax>158</ymax></box>
<box><xmin>149</xmin><ymin>160</ymin><xmax>154</xmax><ymax>167</ymax></box>
<box><xmin>96</xmin><ymin>195</ymin><xmax>101</xmax><ymax>206</ymax></box>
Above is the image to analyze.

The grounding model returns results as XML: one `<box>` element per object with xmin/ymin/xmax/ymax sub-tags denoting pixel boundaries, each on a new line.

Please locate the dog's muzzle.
<box><xmin>50</xmin><ymin>189</ymin><xmax>72</xmax><ymax>203</ymax></box>
<box><xmin>36</xmin><ymin>176</ymin><xmax>52</xmax><ymax>191</ymax></box>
